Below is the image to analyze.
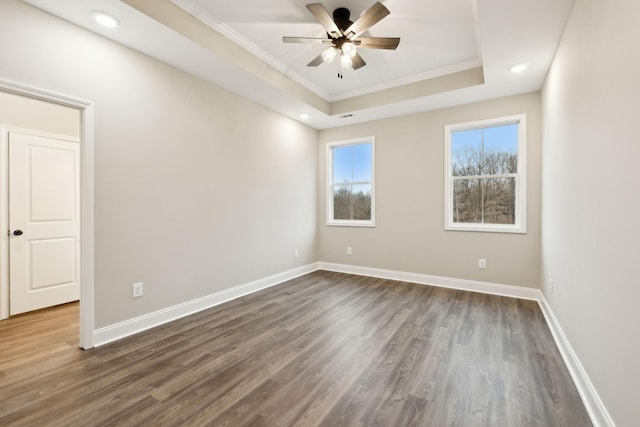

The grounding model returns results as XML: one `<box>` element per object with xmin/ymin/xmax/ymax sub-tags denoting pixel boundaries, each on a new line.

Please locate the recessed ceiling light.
<box><xmin>93</xmin><ymin>11</ymin><xmax>120</xmax><ymax>28</ymax></box>
<box><xmin>299</xmin><ymin>113</ymin><xmax>310</xmax><ymax>120</ymax></box>
<box><xmin>509</xmin><ymin>63</ymin><xmax>528</xmax><ymax>73</ymax></box>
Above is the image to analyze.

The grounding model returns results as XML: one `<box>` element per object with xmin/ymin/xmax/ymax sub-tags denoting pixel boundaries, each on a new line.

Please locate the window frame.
<box><xmin>326</xmin><ymin>137</ymin><xmax>376</xmax><ymax>227</ymax></box>
<box><xmin>444</xmin><ymin>114</ymin><xmax>526</xmax><ymax>234</ymax></box>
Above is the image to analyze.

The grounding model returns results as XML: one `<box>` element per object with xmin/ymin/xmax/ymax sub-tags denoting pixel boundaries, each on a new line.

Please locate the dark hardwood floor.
<box><xmin>0</xmin><ymin>271</ymin><xmax>591</xmax><ymax>426</ymax></box>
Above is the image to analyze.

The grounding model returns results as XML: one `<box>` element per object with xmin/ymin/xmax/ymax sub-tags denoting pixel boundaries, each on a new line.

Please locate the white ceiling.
<box><xmin>20</xmin><ymin>0</ymin><xmax>575</xmax><ymax>129</ymax></box>
<box><xmin>174</xmin><ymin>0</ymin><xmax>482</xmax><ymax>100</ymax></box>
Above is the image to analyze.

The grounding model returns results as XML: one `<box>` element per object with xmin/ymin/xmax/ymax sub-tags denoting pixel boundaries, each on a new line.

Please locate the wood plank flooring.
<box><xmin>0</xmin><ymin>271</ymin><xmax>591</xmax><ymax>426</ymax></box>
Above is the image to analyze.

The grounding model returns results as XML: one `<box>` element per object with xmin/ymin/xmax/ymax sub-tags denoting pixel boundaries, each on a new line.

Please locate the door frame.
<box><xmin>0</xmin><ymin>78</ymin><xmax>95</xmax><ymax>349</ymax></box>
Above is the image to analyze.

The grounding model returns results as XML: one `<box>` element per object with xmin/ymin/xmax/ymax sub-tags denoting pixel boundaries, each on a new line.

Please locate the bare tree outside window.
<box><xmin>445</xmin><ymin>116</ymin><xmax>526</xmax><ymax>233</ymax></box>
<box><xmin>327</xmin><ymin>140</ymin><xmax>374</xmax><ymax>226</ymax></box>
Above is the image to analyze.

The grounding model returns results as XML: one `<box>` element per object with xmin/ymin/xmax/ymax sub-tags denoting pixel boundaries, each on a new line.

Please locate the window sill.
<box><xmin>445</xmin><ymin>224</ymin><xmax>526</xmax><ymax>234</ymax></box>
<box><xmin>327</xmin><ymin>221</ymin><xmax>375</xmax><ymax>228</ymax></box>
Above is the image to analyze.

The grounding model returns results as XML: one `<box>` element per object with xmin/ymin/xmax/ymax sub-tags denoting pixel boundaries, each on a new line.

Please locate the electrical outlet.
<box><xmin>478</xmin><ymin>258</ymin><xmax>487</xmax><ymax>269</ymax></box>
<box><xmin>346</xmin><ymin>246</ymin><xmax>352</xmax><ymax>256</ymax></box>
<box><xmin>549</xmin><ymin>279</ymin><xmax>554</xmax><ymax>294</ymax></box>
<box><xmin>293</xmin><ymin>249</ymin><xmax>299</xmax><ymax>259</ymax></box>
<box><xmin>132</xmin><ymin>282</ymin><xmax>143</xmax><ymax>298</ymax></box>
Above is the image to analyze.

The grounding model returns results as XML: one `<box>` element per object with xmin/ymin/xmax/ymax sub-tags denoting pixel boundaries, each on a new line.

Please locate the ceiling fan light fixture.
<box><xmin>321</xmin><ymin>47</ymin><xmax>338</xmax><ymax>63</ymax></box>
<box><xmin>341</xmin><ymin>42</ymin><xmax>357</xmax><ymax>58</ymax></box>
<box><xmin>340</xmin><ymin>53</ymin><xmax>353</xmax><ymax>69</ymax></box>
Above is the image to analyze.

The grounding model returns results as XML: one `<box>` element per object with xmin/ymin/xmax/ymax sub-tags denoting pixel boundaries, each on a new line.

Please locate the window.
<box><xmin>326</xmin><ymin>138</ymin><xmax>375</xmax><ymax>226</ymax></box>
<box><xmin>444</xmin><ymin>115</ymin><xmax>526</xmax><ymax>233</ymax></box>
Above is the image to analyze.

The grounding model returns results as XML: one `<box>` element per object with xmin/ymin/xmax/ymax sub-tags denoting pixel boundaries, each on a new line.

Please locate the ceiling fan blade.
<box><xmin>356</xmin><ymin>37</ymin><xmax>400</xmax><ymax>50</ymax></box>
<box><xmin>343</xmin><ymin>2</ymin><xmax>390</xmax><ymax>39</ymax></box>
<box><xmin>307</xmin><ymin>54</ymin><xmax>325</xmax><ymax>67</ymax></box>
<box><xmin>351</xmin><ymin>52</ymin><xmax>367</xmax><ymax>70</ymax></box>
<box><xmin>283</xmin><ymin>37</ymin><xmax>332</xmax><ymax>44</ymax></box>
<box><xmin>306</xmin><ymin>3</ymin><xmax>342</xmax><ymax>39</ymax></box>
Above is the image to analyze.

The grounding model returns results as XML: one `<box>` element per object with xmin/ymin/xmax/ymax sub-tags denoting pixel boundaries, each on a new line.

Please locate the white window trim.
<box><xmin>444</xmin><ymin>114</ymin><xmax>526</xmax><ymax>234</ymax></box>
<box><xmin>326</xmin><ymin>137</ymin><xmax>375</xmax><ymax>227</ymax></box>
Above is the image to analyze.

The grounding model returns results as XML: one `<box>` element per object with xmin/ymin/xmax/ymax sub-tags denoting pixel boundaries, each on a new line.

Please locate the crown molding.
<box><xmin>170</xmin><ymin>0</ymin><xmax>331</xmax><ymax>99</ymax></box>
<box><xmin>327</xmin><ymin>58</ymin><xmax>483</xmax><ymax>102</ymax></box>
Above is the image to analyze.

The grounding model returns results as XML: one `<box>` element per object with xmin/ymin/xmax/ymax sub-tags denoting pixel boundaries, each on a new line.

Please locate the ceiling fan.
<box><xmin>283</xmin><ymin>2</ymin><xmax>400</xmax><ymax>78</ymax></box>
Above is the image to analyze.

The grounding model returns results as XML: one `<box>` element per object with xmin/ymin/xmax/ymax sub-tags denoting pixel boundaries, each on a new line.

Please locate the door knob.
<box><xmin>13</xmin><ymin>230</ymin><xmax>23</xmax><ymax>236</ymax></box>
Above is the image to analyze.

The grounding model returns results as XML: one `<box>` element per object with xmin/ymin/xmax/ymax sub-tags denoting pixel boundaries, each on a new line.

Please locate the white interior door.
<box><xmin>9</xmin><ymin>131</ymin><xmax>80</xmax><ymax>315</ymax></box>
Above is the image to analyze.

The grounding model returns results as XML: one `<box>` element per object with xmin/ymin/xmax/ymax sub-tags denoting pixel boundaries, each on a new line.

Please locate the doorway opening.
<box><xmin>0</xmin><ymin>79</ymin><xmax>94</xmax><ymax>349</ymax></box>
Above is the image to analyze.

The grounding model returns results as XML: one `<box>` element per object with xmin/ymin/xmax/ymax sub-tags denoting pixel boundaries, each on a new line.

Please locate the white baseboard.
<box><xmin>93</xmin><ymin>263</ymin><xmax>319</xmax><ymax>347</ymax></box>
<box><xmin>93</xmin><ymin>260</ymin><xmax>611</xmax><ymax>426</ymax></box>
<box><xmin>538</xmin><ymin>295</ymin><xmax>615</xmax><ymax>427</ymax></box>
<box><xmin>317</xmin><ymin>261</ymin><xmax>542</xmax><ymax>301</ymax></box>
<box><xmin>94</xmin><ymin>262</ymin><xmax>538</xmax><ymax>347</ymax></box>
<box><xmin>319</xmin><ymin>262</ymin><xmax>612</xmax><ymax>426</ymax></box>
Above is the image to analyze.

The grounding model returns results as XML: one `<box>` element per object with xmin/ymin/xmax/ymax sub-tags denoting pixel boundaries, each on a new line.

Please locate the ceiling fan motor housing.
<box><xmin>332</xmin><ymin>8</ymin><xmax>353</xmax><ymax>33</ymax></box>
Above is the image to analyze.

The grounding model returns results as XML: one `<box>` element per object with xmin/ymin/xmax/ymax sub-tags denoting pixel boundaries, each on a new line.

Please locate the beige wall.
<box><xmin>541</xmin><ymin>0</ymin><xmax>640</xmax><ymax>424</ymax></box>
<box><xmin>319</xmin><ymin>93</ymin><xmax>541</xmax><ymax>288</ymax></box>
<box><xmin>0</xmin><ymin>0</ymin><xmax>318</xmax><ymax>328</ymax></box>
